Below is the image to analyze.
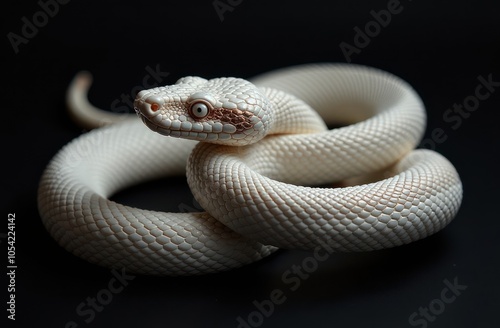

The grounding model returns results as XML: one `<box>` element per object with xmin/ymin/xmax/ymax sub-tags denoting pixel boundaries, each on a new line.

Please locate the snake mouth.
<box><xmin>137</xmin><ymin>112</ymin><xmax>229</xmax><ymax>142</ymax></box>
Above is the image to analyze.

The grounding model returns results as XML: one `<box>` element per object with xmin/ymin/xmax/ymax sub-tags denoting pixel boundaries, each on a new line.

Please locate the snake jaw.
<box><xmin>134</xmin><ymin>77</ymin><xmax>272</xmax><ymax>146</ymax></box>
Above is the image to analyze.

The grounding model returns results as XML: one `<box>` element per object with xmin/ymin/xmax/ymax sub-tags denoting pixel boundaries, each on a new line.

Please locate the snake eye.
<box><xmin>190</xmin><ymin>102</ymin><xmax>210</xmax><ymax>119</ymax></box>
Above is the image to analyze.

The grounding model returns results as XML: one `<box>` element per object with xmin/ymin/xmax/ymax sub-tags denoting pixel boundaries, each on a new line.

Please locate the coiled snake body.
<box><xmin>38</xmin><ymin>64</ymin><xmax>463</xmax><ymax>275</ymax></box>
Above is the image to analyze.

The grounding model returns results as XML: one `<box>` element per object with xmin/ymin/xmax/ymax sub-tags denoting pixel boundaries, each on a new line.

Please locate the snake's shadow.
<box><xmin>130</xmin><ymin>231</ymin><xmax>450</xmax><ymax>305</ymax></box>
<box><xmin>234</xmin><ymin>233</ymin><xmax>450</xmax><ymax>301</ymax></box>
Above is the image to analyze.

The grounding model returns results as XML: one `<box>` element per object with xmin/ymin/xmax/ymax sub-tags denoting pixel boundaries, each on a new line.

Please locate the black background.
<box><xmin>2</xmin><ymin>0</ymin><xmax>499</xmax><ymax>327</ymax></box>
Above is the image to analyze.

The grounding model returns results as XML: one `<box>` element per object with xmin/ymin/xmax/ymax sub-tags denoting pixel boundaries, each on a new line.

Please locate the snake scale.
<box><xmin>37</xmin><ymin>64</ymin><xmax>463</xmax><ymax>275</ymax></box>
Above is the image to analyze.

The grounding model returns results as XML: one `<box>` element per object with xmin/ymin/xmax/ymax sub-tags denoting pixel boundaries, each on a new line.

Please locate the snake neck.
<box><xmin>262</xmin><ymin>87</ymin><xmax>327</xmax><ymax>136</ymax></box>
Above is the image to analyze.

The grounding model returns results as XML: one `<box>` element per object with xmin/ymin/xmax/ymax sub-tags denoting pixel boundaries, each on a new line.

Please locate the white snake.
<box><xmin>37</xmin><ymin>64</ymin><xmax>463</xmax><ymax>276</ymax></box>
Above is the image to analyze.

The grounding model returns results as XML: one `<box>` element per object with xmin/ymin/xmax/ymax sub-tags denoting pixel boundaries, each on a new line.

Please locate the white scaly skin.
<box><xmin>38</xmin><ymin>63</ymin><xmax>462</xmax><ymax>276</ymax></box>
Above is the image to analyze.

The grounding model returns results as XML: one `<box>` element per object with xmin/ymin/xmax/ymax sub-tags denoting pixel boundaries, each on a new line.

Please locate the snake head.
<box><xmin>134</xmin><ymin>76</ymin><xmax>272</xmax><ymax>145</ymax></box>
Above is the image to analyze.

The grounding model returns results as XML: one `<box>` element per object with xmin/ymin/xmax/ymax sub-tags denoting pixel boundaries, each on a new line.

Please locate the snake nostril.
<box><xmin>145</xmin><ymin>95</ymin><xmax>164</xmax><ymax>114</ymax></box>
<box><xmin>150</xmin><ymin>103</ymin><xmax>160</xmax><ymax>112</ymax></box>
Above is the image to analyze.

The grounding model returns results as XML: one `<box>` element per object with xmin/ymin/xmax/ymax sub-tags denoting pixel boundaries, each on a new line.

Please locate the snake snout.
<box><xmin>134</xmin><ymin>94</ymin><xmax>164</xmax><ymax>118</ymax></box>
